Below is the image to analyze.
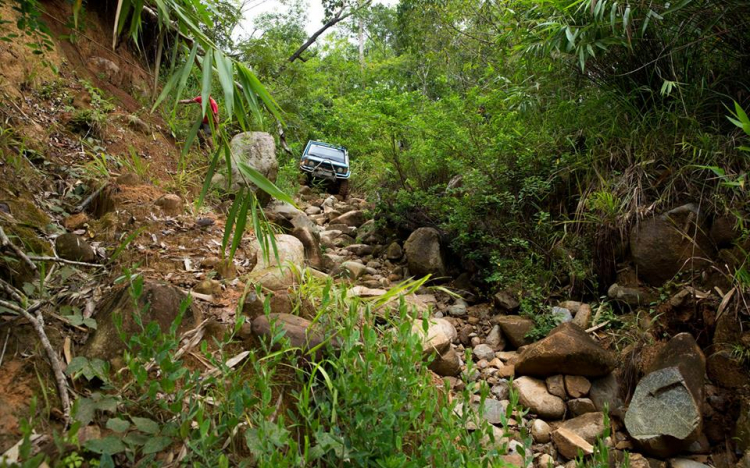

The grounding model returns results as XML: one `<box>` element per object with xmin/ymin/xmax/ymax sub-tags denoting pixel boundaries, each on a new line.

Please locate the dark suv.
<box><xmin>299</xmin><ymin>140</ymin><xmax>350</xmax><ymax>197</ymax></box>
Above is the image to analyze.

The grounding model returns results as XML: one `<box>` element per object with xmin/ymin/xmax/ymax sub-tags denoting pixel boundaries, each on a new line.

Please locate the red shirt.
<box><xmin>192</xmin><ymin>96</ymin><xmax>219</xmax><ymax>124</ymax></box>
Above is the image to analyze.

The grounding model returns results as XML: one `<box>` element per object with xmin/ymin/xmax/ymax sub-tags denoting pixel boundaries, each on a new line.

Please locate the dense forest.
<box><xmin>0</xmin><ymin>0</ymin><xmax>749</xmax><ymax>467</ymax></box>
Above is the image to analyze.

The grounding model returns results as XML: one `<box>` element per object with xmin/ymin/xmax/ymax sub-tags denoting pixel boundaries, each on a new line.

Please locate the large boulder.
<box><xmin>630</xmin><ymin>204</ymin><xmax>714</xmax><ymax>285</ymax></box>
<box><xmin>249</xmin><ymin>234</ymin><xmax>305</xmax><ymax>270</ymax></box>
<box><xmin>228</xmin><ymin>132</ymin><xmax>278</xmax><ymax>204</ymax></box>
<box><xmin>513</xmin><ymin>376</ymin><xmax>566</xmax><ymax>420</ymax></box>
<box><xmin>514</xmin><ymin>323</ymin><xmax>617</xmax><ymax>377</ymax></box>
<box><xmin>404</xmin><ymin>227</ymin><xmax>446</xmax><ymax>278</ymax></box>
<box><xmin>491</xmin><ymin>315</ymin><xmax>535</xmax><ymax>349</ymax></box>
<box><xmin>82</xmin><ymin>282</ymin><xmax>202</xmax><ymax>362</ymax></box>
<box><xmin>251</xmin><ymin>313</ymin><xmax>328</xmax><ymax>354</ymax></box>
<box><xmin>624</xmin><ymin>333</ymin><xmax>705</xmax><ymax>457</ymax></box>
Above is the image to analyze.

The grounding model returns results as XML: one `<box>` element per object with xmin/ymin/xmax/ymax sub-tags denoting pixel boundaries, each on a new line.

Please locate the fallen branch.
<box><xmin>586</xmin><ymin>320</ymin><xmax>610</xmax><ymax>334</ymax></box>
<box><xmin>74</xmin><ymin>183</ymin><xmax>109</xmax><ymax>214</ymax></box>
<box><xmin>0</xmin><ymin>226</ymin><xmax>37</xmax><ymax>273</ymax></box>
<box><xmin>0</xmin><ymin>299</ymin><xmax>71</xmax><ymax>423</ymax></box>
<box><xmin>28</xmin><ymin>255</ymin><xmax>105</xmax><ymax>269</ymax></box>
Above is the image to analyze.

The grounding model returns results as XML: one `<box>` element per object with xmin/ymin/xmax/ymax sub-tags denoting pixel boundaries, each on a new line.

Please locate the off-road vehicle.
<box><xmin>299</xmin><ymin>140</ymin><xmax>350</xmax><ymax>197</ymax></box>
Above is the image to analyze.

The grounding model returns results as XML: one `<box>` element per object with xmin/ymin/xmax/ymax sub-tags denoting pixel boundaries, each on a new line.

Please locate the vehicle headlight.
<box><xmin>335</xmin><ymin>166</ymin><xmax>346</xmax><ymax>174</ymax></box>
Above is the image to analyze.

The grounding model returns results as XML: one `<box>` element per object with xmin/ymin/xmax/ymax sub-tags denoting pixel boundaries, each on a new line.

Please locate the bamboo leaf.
<box><xmin>236</xmin><ymin>162</ymin><xmax>295</xmax><ymax>206</ymax></box>
<box><xmin>172</xmin><ymin>43</ymin><xmax>199</xmax><ymax>115</ymax></box>
<box><xmin>230</xmin><ymin>192</ymin><xmax>252</xmax><ymax>259</ymax></box>
<box><xmin>151</xmin><ymin>65</ymin><xmax>182</xmax><ymax>112</ymax></box>
<box><xmin>181</xmin><ymin>118</ymin><xmax>203</xmax><ymax>158</ymax></box>
<box><xmin>197</xmin><ymin>146</ymin><xmax>223</xmax><ymax>207</ymax></box>
<box><xmin>222</xmin><ymin>187</ymin><xmax>244</xmax><ymax>253</ymax></box>
<box><xmin>200</xmin><ymin>48</ymin><xmax>213</xmax><ymax>119</ymax></box>
<box><xmin>215</xmin><ymin>50</ymin><xmax>235</xmax><ymax>119</ymax></box>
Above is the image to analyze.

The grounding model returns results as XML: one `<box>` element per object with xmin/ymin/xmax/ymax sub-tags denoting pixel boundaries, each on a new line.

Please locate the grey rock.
<box><xmin>473</xmin><ymin>344</ymin><xmax>495</xmax><ymax>361</ymax></box>
<box><xmin>485</xmin><ymin>325</ymin><xmax>505</xmax><ymax>351</ymax></box>
<box><xmin>455</xmin><ymin>399</ymin><xmax>509</xmax><ymax>426</ymax></box>
<box><xmin>491</xmin><ymin>380</ymin><xmax>510</xmax><ymax>400</ymax></box>
<box><xmin>448</xmin><ymin>303</ymin><xmax>468</xmax><ymax>317</ymax></box>
<box><xmin>229</xmin><ymin>132</ymin><xmax>278</xmax><ymax>204</ymax></box>
<box><xmin>589</xmin><ymin>373</ymin><xmax>624</xmax><ymax>415</ymax></box>
<box><xmin>345</xmin><ymin>244</ymin><xmax>374</xmax><ymax>256</ymax></box>
<box><xmin>493</xmin><ymin>290</ymin><xmax>520</xmax><ymax>311</ymax></box>
<box><xmin>607</xmin><ymin>283</ymin><xmax>651</xmax><ymax>308</ymax></box>
<box><xmin>624</xmin><ymin>367</ymin><xmax>702</xmax><ymax>456</ymax></box>
<box><xmin>404</xmin><ymin>227</ymin><xmax>446</xmax><ymax>278</ymax></box>
<box><xmin>385</xmin><ymin>242</ymin><xmax>403</xmax><ymax>260</ymax></box>
<box><xmin>551</xmin><ymin>307</ymin><xmax>573</xmax><ymax>323</ymax></box>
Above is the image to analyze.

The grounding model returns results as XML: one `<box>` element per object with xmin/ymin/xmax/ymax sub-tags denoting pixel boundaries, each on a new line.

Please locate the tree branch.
<box><xmin>287</xmin><ymin>1</ymin><xmax>373</xmax><ymax>64</ymax></box>
<box><xmin>0</xmin><ymin>299</ymin><xmax>71</xmax><ymax>423</ymax></box>
<box><xmin>0</xmin><ymin>226</ymin><xmax>36</xmax><ymax>273</ymax></box>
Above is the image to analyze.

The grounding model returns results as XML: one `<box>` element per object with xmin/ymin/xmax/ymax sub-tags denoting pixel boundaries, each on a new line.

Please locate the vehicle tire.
<box><xmin>300</xmin><ymin>172</ymin><xmax>312</xmax><ymax>186</ymax></box>
<box><xmin>338</xmin><ymin>179</ymin><xmax>349</xmax><ymax>199</ymax></box>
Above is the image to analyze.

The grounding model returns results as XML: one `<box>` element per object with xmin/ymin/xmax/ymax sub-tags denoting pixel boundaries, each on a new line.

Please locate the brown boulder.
<box><xmin>55</xmin><ymin>233</ymin><xmax>96</xmax><ymax>262</ymax></box>
<box><xmin>491</xmin><ymin>315</ymin><xmax>535</xmax><ymax>349</ymax></box>
<box><xmin>428</xmin><ymin>348</ymin><xmax>461</xmax><ymax>377</ymax></box>
<box><xmin>630</xmin><ymin>204</ymin><xmax>714</xmax><ymax>285</ymax></box>
<box><xmin>514</xmin><ymin>323</ymin><xmax>617</xmax><ymax>377</ymax></box>
<box><xmin>82</xmin><ymin>282</ymin><xmax>202</xmax><ymax>362</ymax></box>
<box><xmin>251</xmin><ymin>313</ymin><xmax>327</xmax><ymax>353</ymax></box>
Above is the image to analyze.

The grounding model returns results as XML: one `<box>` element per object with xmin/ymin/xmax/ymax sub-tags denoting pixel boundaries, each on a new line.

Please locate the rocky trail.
<box><xmin>1</xmin><ymin>139</ymin><xmax>748</xmax><ymax>467</ymax></box>
<box><xmin>0</xmin><ymin>1</ymin><xmax>748</xmax><ymax>465</ymax></box>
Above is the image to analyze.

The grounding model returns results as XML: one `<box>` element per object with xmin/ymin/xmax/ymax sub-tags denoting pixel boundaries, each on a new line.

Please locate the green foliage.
<box><xmin>0</xmin><ymin>0</ymin><xmax>56</xmax><ymax>69</ymax></box>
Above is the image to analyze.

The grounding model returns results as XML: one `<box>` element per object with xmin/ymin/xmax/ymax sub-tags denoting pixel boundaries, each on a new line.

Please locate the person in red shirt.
<box><xmin>178</xmin><ymin>95</ymin><xmax>219</xmax><ymax>150</ymax></box>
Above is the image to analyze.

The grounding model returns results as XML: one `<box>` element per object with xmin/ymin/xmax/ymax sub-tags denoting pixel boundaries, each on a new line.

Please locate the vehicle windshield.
<box><xmin>307</xmin><ymin>144</ymin><xmax>346</xmax><ymax>163</ymax></box>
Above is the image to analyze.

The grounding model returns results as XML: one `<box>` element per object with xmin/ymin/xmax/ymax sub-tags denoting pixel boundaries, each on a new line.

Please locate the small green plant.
<box><xmin>68</xmin><ymin>109</ymin><xmax>107</xmax><ymax>138</ymax></box>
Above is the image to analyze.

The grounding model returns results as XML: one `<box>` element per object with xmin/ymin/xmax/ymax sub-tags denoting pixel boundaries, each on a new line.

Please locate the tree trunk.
<box><xmin>288</xmin><ymin>9</ymin><xmax>348</xmax><ymax>63</ymax></box>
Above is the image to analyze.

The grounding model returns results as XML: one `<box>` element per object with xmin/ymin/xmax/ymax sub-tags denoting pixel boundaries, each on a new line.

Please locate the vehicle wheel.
<box><xmin>300</xmin><ymin>172</ymin><xmax>312</xmax><ymax>186</ymax></box>
<box><xmin>338</xmin><ymin>179</ymin><xmax>349</xmax><ymax>199</ymax></box>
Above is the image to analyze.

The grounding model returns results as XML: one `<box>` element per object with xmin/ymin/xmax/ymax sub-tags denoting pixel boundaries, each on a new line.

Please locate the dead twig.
<box><xmin>0</xmin><ymin>328</ymin><xmax>10</xmax><ymax>368</ymax></box>
<box><xmin>27</xmin><ymin>255</ymin><xmax>106</xmax><ymax>269</ymax></box>
<box><xmin>74</xmin><ymin>183</ymin><xmax>109</xmax><ymax>214</ymax></box>
<box><xmin>586</xmin><ymin>320</ymin><xmax>611</xmax><ymax>334</ymax></box>
<box><xmin>0</xmin><ymin>299</ymin><xmax>71</xmax><ymax>423</ymax></box>
<box><xmin>0</xmin><ymin>226</ymin><xmax>37</xmax><ymax>273</ymax></box>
